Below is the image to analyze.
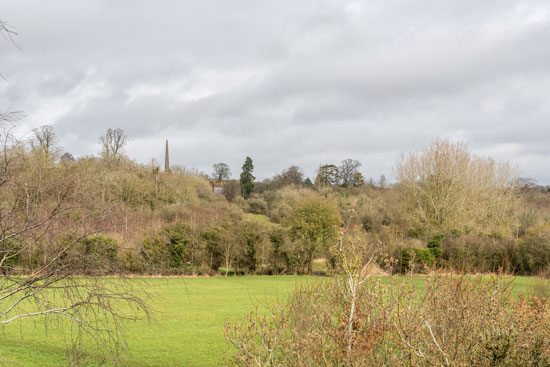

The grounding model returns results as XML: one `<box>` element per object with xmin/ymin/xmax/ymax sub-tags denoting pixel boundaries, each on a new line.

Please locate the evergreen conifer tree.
<box><xmin>239</xmin><ymin>156</ymin><xmax>255</xmax><ymax>199</ymax></box>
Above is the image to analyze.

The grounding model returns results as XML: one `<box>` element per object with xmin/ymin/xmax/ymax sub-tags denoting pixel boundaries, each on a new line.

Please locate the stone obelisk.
<box><xmin>164</xmin><ymin>140</ymin><xmax>170</xmax><ymax>172</ymax></box>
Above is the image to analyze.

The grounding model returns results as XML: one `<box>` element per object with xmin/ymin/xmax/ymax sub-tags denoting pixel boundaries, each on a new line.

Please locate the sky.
<box><xmin>0</xmin><ymin>1</ymin><xmax>549</xmax><ymax>183</ymax></box>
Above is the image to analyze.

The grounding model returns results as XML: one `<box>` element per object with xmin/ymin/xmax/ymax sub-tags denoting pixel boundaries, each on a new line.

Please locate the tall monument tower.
<box><xmin>164</xmin><ymin>140</ymin><xmax>170</xmax><ymax>172</ymax></box>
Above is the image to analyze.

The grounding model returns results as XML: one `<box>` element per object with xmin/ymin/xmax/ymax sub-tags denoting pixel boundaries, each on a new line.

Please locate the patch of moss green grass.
<box><xmin>0</xmin><ymin>276</ymin><xmax>310</xmax><ymax>366</ymax></box>
<box><xmin>0</xmin><ymin>275</ymin><xmax>542</xmax><ymax>366</ymax></box>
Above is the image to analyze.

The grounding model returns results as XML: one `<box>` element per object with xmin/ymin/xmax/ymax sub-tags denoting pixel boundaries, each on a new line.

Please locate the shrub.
<box><xmin>0</xmin><ymin>237</ymin><xmax>22</xmax><ymax>274</ymax></box>
<box><xmin>442</xmin><ymin>234</ymin><xmax>514</xmax><ymax>273</ymax></box>
<box><xmin>361</xmin><ymin>215</ymin><xmax>374</xmax><ymax>232</ymax></box>
<box><xmin>287</xmin><ymin>197</ymin><xmax>341</xmax><ymax>273</ymax></box>
<box><xmin>163</xmin><ymin>222</ymin><xmax>191</xmax><ymax>268</ymax></box>
<box><xmin>248</xmin><ymin>199</ymin><xmax>267</xmax><ymax>215</ymax></box>
<box><xmin>427</xmin><ymin>234</ymin><xmax>443</xmax><ymax>260</ymax></box>
<box><xmin>408</xmin><ymin>227</ymin><xmax>422</xmax><ymax>238</ymax></box>
<box><xmin>78</xmin><ymin>235</ymin><xmax>119</xmax><ymax>274</ymax></box>
<box><xmin>141</xmin><ymin>222</ymin><xmax>192</xmax><ymax>274</ymax></box>
<box><xmin>268</xmin><ymin>228</ymin><xmax>290</xmax><ymax>274</ymax></box>
<box><xmin>511</xmin><ymin>226</ymin><xmax>550</xmax><ymax>275</ymax></box>
<box><xmin>399</xmin><ymin>248</ymin><xmax>435</xmax><ymax>272</ymax></box>
<box><xmin>225</xmin><ymin>274</ymin><xmax>550</xmax><ymax>367</ymax></box>
<box><xmin>119</xmin><ymin>249</ymin><xmax>145</xmax><ymax>273</ymax></box>
<box><xmin>200</xmin><ymin>225</ymin><xmax>225</xmax><ymax>271</ymax></box>
<box><xmin>236</xmin><ymin>221</ymin><xmax>263</xmax><ymax>273</ymax></box>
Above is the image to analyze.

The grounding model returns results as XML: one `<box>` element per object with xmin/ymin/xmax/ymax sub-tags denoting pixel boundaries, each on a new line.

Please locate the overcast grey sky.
<box><xmin>1</xmin><ymin>1</ymin><xmax>549</xmax><ymax>183</ymax></box>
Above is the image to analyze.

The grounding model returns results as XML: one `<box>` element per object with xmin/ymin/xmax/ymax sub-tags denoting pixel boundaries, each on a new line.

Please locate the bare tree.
<box><xmin>31</xmin><ymin>124</ymin><xmax>57</xmax><ymax>155</ymax></box>
<box><xmin>223</xmin><ymin>180</ymin><xmax>239</xmax><ymax>202</ymax></box>
<box><xmin>335</xmin><ymin>225</ymin><xmax>378</xmax><ymax>362</ymax></box>
<box><xmin>0</xmin><ymin>18</ymin><xmax>19</xmax><ymax>82</ymax></box>
<box><xmin>377</xmin><ymin>174</ymin><xmax>387</xmax><ymax>188</ymax></box>
<box><xmin>339</xmin><ymin>159</ymin><xmax>362</xmax><ymax>187</ymax></box>
<box><xmin>100</xmin><ymin>128</ymin><xmax>127</xmax><ymax>162</ymax></box>
<box><xmin>212</xmin><ymin>162</ymin><xmax>231</xmax><ymax>182</ymax></box>
<box><xmin>0</xmin><ymin>19</ymin><xmax>16</xmax><ymax>44</ymax></box>
<box><xmin>280</xmin><ymin>165</ymin><xmax>304</xmax><ymax>186</ymax></box>
<box><xmin>0</xmin><ymin>111</ymin><xmax>148</xmax><ymax>365</ymax></box>
<box><xmin>396</xmin><ymin>139</ymin><xmax>518</xmax><ymax>234</ymax></box>
<box><xmin>270</xmin><ymin>165</ymin><xmax>305</xmax><ymax>188</ymax></box>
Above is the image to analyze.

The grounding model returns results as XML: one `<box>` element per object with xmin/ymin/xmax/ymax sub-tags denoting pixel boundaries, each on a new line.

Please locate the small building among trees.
<box><xmin>210</xmin><ymin>180</ymin><xmax>224</xmax><ymax>194</ymax></box>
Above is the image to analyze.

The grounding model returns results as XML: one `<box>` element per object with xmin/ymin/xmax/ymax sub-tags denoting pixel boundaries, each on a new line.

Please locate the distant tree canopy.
<box><xmin>339</xmin><ymin>159</ymin><xmax>362</xmax><ymax>187</ymax></box>
<box><xmin>351</xmin><ymin>171</ymin><xmax>365</xmax><ymax>187</ymax></box>
<box><xmin>396</xmin><ymin>139</ymin><xmax>518</xmax><ymax>235</ymax></box>
<box><xmin>99</xmin><ymin>128</ymin><xmax>127</xmax><ymax>162</ymax></box>
<box><xmin>212</xmin><ymin>162</ymin><xmax>231</xmax><ymax>182</ymax></box>
<box><xmin>273</xmin><ymin>165</ymin><xmax>304</xmax><ymax>187</ymax></box>
<box><xmin>31</xmin><ymin>125</ymin><xmax>57</xmax><ymax>155</ymax></box>
<box><xmin>287</xmin><ymin>197</ymin><xmax>341</xmax><ymax>273</ymax></box>
<box><xmin>240</xmin><ymin>157</ymin><xmax>255</xmax><ymax>199</ymax></box>
<box><xmin>378</xmin><ymin>174</ymin><xmax>387</xmax><ymax>188</ymax></box>
<box><xmin>60</xmin><ymin>152</ymin><xmax>75</xmax><ymax>162</ymax></box>
<box><xmin>315</xmin><ymin>164</ymin><xmax>339</xmax><ymax>187</ymax></box>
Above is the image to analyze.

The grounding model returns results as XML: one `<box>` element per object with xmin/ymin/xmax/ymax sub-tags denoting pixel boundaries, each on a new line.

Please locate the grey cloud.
<box><xmin>1</xmin><ymin>0</ymin><xmax>549</xmax><ymax>184</ymax></box>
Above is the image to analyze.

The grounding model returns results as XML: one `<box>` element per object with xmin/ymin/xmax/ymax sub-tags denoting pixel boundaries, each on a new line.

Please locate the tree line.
<box><xmin>2</xmin><ymin>123</ymin><xmax>550</xmax><ymax>277</ymax></box>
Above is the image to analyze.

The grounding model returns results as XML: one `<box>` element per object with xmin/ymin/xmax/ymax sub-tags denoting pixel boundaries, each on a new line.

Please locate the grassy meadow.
<box><xmin>0</xmin><ymin>276</ymin><xmax>311</xmax><ymax>366</ymax></box>
<box><xmin>0</xmin><ymin>275</ymin><xmax>542</xmax><ymax>367</ymax></box>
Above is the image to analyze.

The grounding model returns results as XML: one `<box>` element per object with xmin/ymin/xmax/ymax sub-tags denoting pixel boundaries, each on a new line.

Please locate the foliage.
<box><xmin>236</xmin><ymin>221</ymin><xmax>265</xmax><ymax>273</ymax></box>
<box><xmin>248</xmin><ymin>198</ymin><xmax>267</xmax><ymax>215</ymax></box>
<box><xmin>223</xmin><ymin>180</ymin><xmax>239</xmax><ymax>202</ymax></box>
<box><xmin>0</xmin><ymin>237</ymin><xmax>21</xmax><ymax>274</ymax></box>
<box><xmin>141</xmin><ymin>222</ymin><xmax>192</xmax><ymax>273</ymax></box>
<box><xmin>268</xmin><ymin>228</ymin><xmax>290</xmax><ymax>274</ymax></box>
<box><xmin>2</xmin><ymin>121</ymin><xmax>550</xmax><ymax>280</ymax></box>
<box><xmin>339</xmin><ymin>158</ymin><xmax>362</xmax><ymax>187</ymax></box>
<box><xmin>351</xmin><ymin>171</ymin><xmax>365</xmax><ymax>187</ymax></box>
<box><xmin>315</xmin><ymin>164</ymin><xmax>339</xmax><ymax>187</ymax></box>
<box><xmin>427</xmin><ymin>234</ymin><xmax>443</xmax><ymax>260</ymax></box>
<box><xmin>76</xmin><ymin>235</ymin><xmax>119</xmax><ymax>274</ymax></box>
<box><xmin>287</xmin><ymin>197</ymin><xmax>341</xmax><ymax>273</ymax></box>
<box><xmin>239</xmin><ymin>157</ymin><xmax>255</xmax><ymax>199</ymax></box>
<box><xmin>212</xmin><ymin>162</ymin><xmax>231</xmax><ymax>182</ymax></box>
<box><xmin>399</xmin><ymin>248</ymin><xmax>436</xmax><ymax>272</ymax></box>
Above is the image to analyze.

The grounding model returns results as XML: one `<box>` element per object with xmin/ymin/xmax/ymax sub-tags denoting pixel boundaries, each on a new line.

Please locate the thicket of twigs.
<box><xmin>225</xmin><ymin>227</ymin><xmax>550</xmax><ymax>367</ymax></box>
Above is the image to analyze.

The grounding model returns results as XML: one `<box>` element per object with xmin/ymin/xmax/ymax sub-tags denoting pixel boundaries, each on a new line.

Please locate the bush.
<box><xmin>78</xmin><ymin>235</ymin><xmax>119</xmax><ymax>274</ymax></box>
<box><xmin>141</xmin><ymin>222</ymin><xmax>192</xmax><ymax>274</ymax></box>
<box><xmin>511</xmin><ymin>226</ymin><xmax>550</xmax><ymax>275</ymax></box>
<box><xmin>427</xmin><ymin>234</ymin><xmax>443</xmax><ymax>260</ymax></box>
<box><xmin>200</xmin><ymin>225</ymin><xmax>225</xmax><ymax>271</ymax></box>
<box><xmin>225</xmin><ymin>274</ymin><xmax>550</xmax><ymax>367</ymax></box>
<box><xmin>442</xmin><ymin>234</ymin><xmax>514</xmax><ymax>273</ymax></box>
<box><xmin>287</xmin><ymin>197</ymin><xmax>341</xmax><ymax>273</ymax></box>
<box><xmin>361</xmin><ymin>215</ymin><xmax>374</xmax><ymax>232</ymax></box>
<box><xmin>236</xmin><ymin>221</ymin><xmax>263</xmax><ymax>273</ymax></box>
<box><xmin>119</xmin><ymin>249</ymin><xmax>145</xmax><ymax>273</ymax></box>
<box><xmin>248</xmin><ymin>199</ymin><xmax>267</xmax><ymax>215</ymax></box>
<box><xmin>399</xmin><ymin>248</ymin><xmax>435</xmax><ymax>272</ymax></box>
<box><xmin>0</xmin><ymin>237</ymin><xmax>22</xmax><ymax>274</ymax></box>
<box><xmin>268</xmin><ymin>228</ymin><xmax>290</xmax><ymax>274</ymax></box>
<box><xmin>408</xmin><ymin>227</ymin><xmax>422</xmax><ymax>238</ymax></box>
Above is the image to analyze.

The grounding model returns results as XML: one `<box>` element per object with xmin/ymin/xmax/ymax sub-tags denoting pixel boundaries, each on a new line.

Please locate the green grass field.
<box><xmin>0</xmin><ymin>275</ymin><xmax>541</xmax><ymax>366</ymax></box>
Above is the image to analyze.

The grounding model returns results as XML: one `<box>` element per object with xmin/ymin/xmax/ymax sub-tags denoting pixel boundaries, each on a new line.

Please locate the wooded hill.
<box><xmin>1</xmin><ymin>125</ymin><xmax>549</xmax><ymax>276</ymax></box>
